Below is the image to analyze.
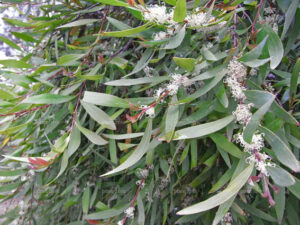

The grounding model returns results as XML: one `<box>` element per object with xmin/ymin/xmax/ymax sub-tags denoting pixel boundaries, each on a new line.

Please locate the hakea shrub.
<box><xmin>0</xmin><ymin>0</ymin><xmax>299</xmax><ymax>225</ymax></box>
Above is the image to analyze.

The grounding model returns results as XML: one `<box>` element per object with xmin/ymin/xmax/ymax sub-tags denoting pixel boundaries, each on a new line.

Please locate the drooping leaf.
<box><xmin>259</xmin><ymin>126</ymin><xmax>300</xmax><ymax>172</ymax></box>
<box><xmin>161</xmin><ymin>115</ymin><xmax>234</xmax><ymax>140</ymax></box>
<box><xmin>82</xmin><ymin>91</ymin><xmax>129</xmax><ymax>108</ymax></box>
<box><xmin>76</xmin><ymin>122</ymin><xmax>108</xmax><ymax>145</ymax></box>
<box><xmin>267</xmin><ymin>166</ymin><xmax>295</xmax><ymax>187</ymax></box>
<box><xmin>177</xmin><ymin>162</ymin><xmax>254</xmax><ymax>215</ymax></box>
<box><xmin>101</xmin><ymin>119</ymin><xmax>152</xmax><ymax>176</ymax></box>
<box><xmin>23</xmin><ymin>94</ymin><xmax>75</xmax><ymax>104</ymax></box>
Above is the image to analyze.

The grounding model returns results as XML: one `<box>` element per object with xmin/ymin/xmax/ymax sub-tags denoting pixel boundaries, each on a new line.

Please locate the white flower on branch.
<box><xmin>224</xmin><ymin>76</ymin><xmax>246</xmax><ymax>100</ymax></box>
<box><xmin>233</xmin><ymin>103</ymin><xmax>254</xmax><ymax>124</ymax></box>
<box><xmin>235</xmin><ymin>132</ymin><xmax>265</xmax><ymax>152</ymax></box>
<box><xmin>227</xmin><ymin>58</ymin><xmax>247</xmax><ymax>82</ymax></box>
<box><xmin>143</xmin><ymin>5</ymin><xmax>175</xmax><ymax>25</ymax></box>
<box><xmin>246</xmin><ymin>152</ymin><xmax>276</xmax><ymax>176</ymax></box>
<box><xmin>124</xmin><ymin>206</ymin><xmax>135</xmax><ymax>218</ymax></box>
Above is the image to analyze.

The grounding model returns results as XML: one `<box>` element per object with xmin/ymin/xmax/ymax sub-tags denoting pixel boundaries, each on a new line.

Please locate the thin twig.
<box><xmin>251</xmin><ymin>0</ymin><xmax>264</xmax><ymax>34</ymax></box>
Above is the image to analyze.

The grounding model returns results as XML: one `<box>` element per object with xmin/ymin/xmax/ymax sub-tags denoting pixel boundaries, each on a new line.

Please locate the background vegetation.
<box><xmin>0</xmin><ymin>0</ymin><xmax>299</xmax><ymax>224</ymax></box>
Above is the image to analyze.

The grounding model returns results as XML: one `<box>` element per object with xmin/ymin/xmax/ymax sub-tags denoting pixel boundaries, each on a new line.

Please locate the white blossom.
<box><xmin>235</xmin><ymin>132</ymin><xmax>265</xmax><ymax>152</ymax></box>
<box><xmin>246</xmin><ymin>152</ymin><xmax>275</xmax><ymax>176</ymax></box>
<box><xmin>117</xmin><ymin>220</ymin><xmax>123</xmax><ymax>225</ymax></box>
<box><xmin>124</xmin><ymin>206</ymin><xmax>135</xmax><ymax>218</ymax></box>
<box><xmin>153</xmin><ymin>31</ymin><xmax>168</xmax><ymax>41</ymax></box>
<box><xmin>185</xmin><ymin>12</ymin><xmax>208</xmax><ymax>27</ymax></box>
<box><xmin>249</xmin><ymin>68</ymin><xmax>257</xmax><ymax>76</ymax></box>
<box><xmin>167</xmin><ymin>82</ymin><xmax>179</xmax><ymax>95</ymax></box>
<box><xmin>233</xmin><ymin>103</ymin><xmax>253</xmax><ymax>124</ymax></box>
<box><xmin>143</xmin><ymin>5</ymin><xmax>175</xmax><ymax>25</ymax></box>
<box><xmin>222</xmin><ymin>212</ymin><xmax>233</xmax><ymax>225</ymax></box>
<box><xmin>154</xmin><ymin>88</ymin><xmax>165</xmax><ymax>101</ymax></box>
<box><xmin>138</xmin><ymin>168</ymin><xmax>149</xmax><ymax>178</ymax></box>
<box><xmin>224</xmin><ymin>76</ymin><xmax>246</xmax><ymax>100</ymax></box>
<box><xmin>227</xmin><ymin>58</ymin><xmax>247</xmax><ymax>82</ymax></box>
<box><xmin>141</xmin><ymin>105</ymin><xmax>155</xmax><ymax>118</ymax></box>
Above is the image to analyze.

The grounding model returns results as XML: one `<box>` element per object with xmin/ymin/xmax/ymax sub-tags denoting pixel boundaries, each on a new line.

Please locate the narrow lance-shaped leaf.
<box><xmin>243</xmin><ymin>91</ymin><xmax>275</xmax><ymax>143</ymax></box>
<box><xmin>58</xmin><ymin>19</ymin><xmax>99</xmax><ymax>28</ymax></box>
<box><xmin>161</xmin><ymin>115</ymin><xmax>234</xmax><ymax>141</ymax></box>
<box><xmin>259</xmin><ymin>126</ymin><xmax>300</xmax><ymax>172</ymax></box>
<box><xmin>82</xmin><ymin>91</ymin><xmax>129</xmax><ymax>108</ymax></box>
<box><xmin>290</xmin><ymin>58</ymin><xmax>300</xmax><ymax>101</ymax></box>
<box><xmin>97</xmin><ymin>23</ymin><xmax>152</xmax><ymax>37</ymax></box>
<box><xmin>81</xmin><ymin>102</ymin><xmax>116</xmax><ymax>130</ymax></box>
<box><xmin>239</xmin><ymin>36</ymin><xmax>268</xmax><ymax>62</ymax></box>
<box><xmin>177</xmin><ymin>162</ymin><xmax>254</xmax><ymax>215</ymax></box>
<box><xmin>101</xmin><ymin>119</ymin><xmax>152</xmax><ymax>177</ymax></box>
<box><xmin>173</xmin><ymin>0</ymin><xmax>187</xmax><ymax>22</ymax></box>
<box><xmin>76</xmin><ymin>122</ymin><xmax>108</xmax><ymax>145</ymax></box>
<box><xmin>23</xmin><ymin>94</ymin><xmax>75</xmax><ymax>104</ymax></box>
<box><xmin>165</xmin><ymin>95</ymin><xmax>179</xmax><ymax>142</ymax></box>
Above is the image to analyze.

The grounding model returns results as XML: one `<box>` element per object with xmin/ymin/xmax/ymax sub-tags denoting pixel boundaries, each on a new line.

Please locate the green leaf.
<box><xmin>210</xmin><ymin>133</ymin><xmax>242</xmax><ymax>158</ymax></box>
<box><xmin>165</xmin><ymin>95</ymin><xmax>179</xmax><ymax>142</ymax></box>
<box><xmin>173</xmin><ymin>57</ymin><xmax>196</xmax><ymax>72</ymax></box>
<box><xmin>0</xmin><ymin>59</ymin><xmax>32</xmax><ymax>68</ymax></box>
<box><xmin>0</xmin><ymin>181</ymin><xmax>22</xmax><ymax>194</ymax></box>
<box><xmin>281</xmin><ymin>0</ymin><xmax>298</xmax><ymax>39</ymax></box>
<box><xmin>105</xmin><ymin>77</ymin><xmax>169</xmax><ymax>86</ymax></box>
<box><xmin>176</xmin><ymin>69</ymin><xmax>227</xmax><ymax>104</ymax></box>
<box><xmin>75</xmin><ymin>122</ymin><xmax>108</xmax><ymax>145</ymax></box>
<box><xmin>3</xmin><ymin>17</ymin><xmax>32</xmax><ymax>27</ymax></box>
<box><xmin>107</xmin><ymin>17</ymin><xmax>131</xmax><ymax>30</ymax></box>
<box><xmin>177</xmin><ymin>162</ymin><xmax>254</xmax><ymax>215</ymax></box>
<box><xmin>67</xmin><ymin>125</ymin><xmax>81</xmax><ymax>157</ymax></box>
<box><xmin>266</xmin><ymin>26</ymin><xmax>284</xmax><ymax>69</ymax></box>
<box><xmin>81</xmin><ymin>102</ymin><xmax>116</xmax><ymax>130</ymax></box>
<box><xmin>173</xmin><ymin>0</ymin><xmax>187</xmax><ymax>22</ymax></box>
<box><xmin>12</xmin><ymin>32</ymin><xmax>37</xmax><ymax>43</ymax></box>
<box><xmin>245</xmin><ymin>90</ymin><xmax>298</xmax><ymax>125</ymax></box>
<box><xmin>241</xmin><ymin>58</ymin><xmax>270</xmax><ymax>67</ymax></box>
<box><xmin>267</xmin><ymin>166</ymin><xmax>295</xmax><ymax>187</ymax></box>
<box><xmin>101</xmin><ymin>119</ymin><xmax>152</xmax><ymax>177</ymax></box>
<box><xmin>82</xmin><ymin>187</ymin><xmax>90</xmax><ymax>214</ymax></box>
<box><xmin>85</xmin><ymin>203</ymin><xmax>130</xmax><ymax>220</ymax></box>
<box><xmin>23</xmin><ymin>94</ymin><xmax>75</xmax><ymax>104</ymax></box>
<box><xmin>239</xmin><ymin>36</ymin><xmax>268</xmax><ymax>62</ymax></box>
<box><xmin>82</xmin><ymin>91</ymin><xmax>129</xmax><ymax>108</ymax></box>
<box><xmin>274</xmin><ymin>186</ymin><xmax>285</xmax><ymax>224</ymax></box>
<box><xmin>243</xmin><ymin>91</ymin><xmax>275</xmax><ymax>143</ymax></box>
<box><xmin>58</xmin><ymin>19</ymin><xmax>99</xmax><ymax>28</ymax></box>
<box><xmin>98</xmin><ymin>23</ymin><xmax>152</xmax><ymax>37</ymax></box>
<box><xmin>259</xmin><ymin>126</ymin><xmax>300</xmax><ymax>172</ymax></box>
<box><xmin>0</xmin><ymin>87</ymin><xmax>17</xmax><ymax>100</ymax></box>
<box><xmin>288</xmin><ymin>177</ymin><xmax>300</xmax><ymax>199</ymax></box>
<box><xmin>137</xmin><ymin>194</ymin><xmax>145</xmax><ymax>225</ymax></box>
<box><xmin>125</xmin><ymin>48</ymin><xmax>154</xmax><ymax>77</ymax></box>
<box><xmin>163</xmin><ymin>27</ymin><xmax>186</xmax><ymax>49</ymax></box>
<box><xmin>92</xmin><ymin>0</ymin><xmax>130</xmax><ymax>7</ymax></box>
<box><xmin>0</xmin><ymin>35</ymin><xmax>21</xmax><ymax>51</ymax></box>
<box><xmin>57</xmin><ymin>54</ymin><xmax>85</xmax><ymax>65</ymax></box>
<box><xmin>290</xmin><ymin>58</ymin><xmax>300</xmax><ymax>101</ymax></box>
<box><xmin>212</xmin><ymin>196</ymin><xmax>235</xmax><ymax>225</ymax></box>
<box><xmin>162</xmin><ymin>115</ymin><xmax>234</xmax><ymax>140</ymax></box>
<box><xmin>103</xmin><ymin>133</ymin><xmax>144</xmax><ymax>140</ymax></box>
<box><xmin>0</xmin><ymin>169</ymin><xmax>26</xmax><ymax>177</ymax></box>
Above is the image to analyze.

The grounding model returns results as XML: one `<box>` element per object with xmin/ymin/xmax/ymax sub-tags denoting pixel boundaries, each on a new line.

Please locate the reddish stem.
<box><xmin>0</xmin><ymin>104</ymin><xmax>50</xmax><ymax>117</ymax></box>
<box><xmin>69</xmin><ymin>81</ymin><xmax>86</xmax><ymax>133</ymax></box>
<box><xmin>251</xmin><ymin>0</ymin><xmax>264</xmax><ymax>34</ymax></box>
<box><xmin>121</xmin><ymin>167</ymin><xmax>149</xmax><ymax>225</ymax></box>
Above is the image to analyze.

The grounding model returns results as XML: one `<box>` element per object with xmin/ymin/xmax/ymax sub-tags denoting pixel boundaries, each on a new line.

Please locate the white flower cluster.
<box><xmin>167</xmin><ymin>73</ymin><xmax>190</xmax><ymax>95</ymax></box>
<box><xmin>143</xmin><ymin>5</ymin><xmax>175</xmax><ymax>25</ymax></box>
<box><xmin>141</xmin><ymin>105</ymin><xmax>155</xmax><ymax>118</ymax></box>
<box><xmin>232</xmin><ymin>103</ymin><xmax>253</xmax><ymax>124</ymax></box>
<box><xmin>225</xmin><ymin>56</ymin><xmax>277</xmax><ymax>177</ymax></box>
<box><xmin>227</xmin><ymin>58</ymin><xmax>247</xmax><ymax>82</ymax></box>
<box><xmin>224</xmin><ymin>57</ymin><xmax>248</xmax><ymax>100</ymax></box>
<box><xmin>224</xmin><ymin>76</ymin><xmax>246</xmax><ymax>100</ymax></box>
<box><xmin>124</xmin><ymin>206</ymin><xmax>135</xmax><ymax>218</ymax></box>
<box><xmin>154</xmin><ymin>74</ymin><xmax>191</xmax><ymax>101</ymax></box>
<box><xmin>263</xmin><ymin>6</ymin><xmax>279</xmax><ymax>33</ymax></box>
<box><xmin>143</xmin><ymin>5</ymin><xmax>218</xmax><ymax>40</ymax></box>
<box><xmin>246</xmin><ymin>152</ymin><xmax>276</xmax><ymax>176</ymax></box>
<box><xmin>235</xmin><ymin>132</ymin><xmax>265</xmax><ymax>153</ymax></box>
<box><xmin>222</xmin><ymin>212</ymin><xmax>233</xmax><ymax>225</ymax></box>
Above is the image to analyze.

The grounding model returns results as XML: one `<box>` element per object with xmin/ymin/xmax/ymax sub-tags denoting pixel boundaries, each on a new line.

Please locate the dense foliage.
<box><xmin>0</xmin><ymin>0</ymin><xmax>299</xmax><ymax>224</ymax></box>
